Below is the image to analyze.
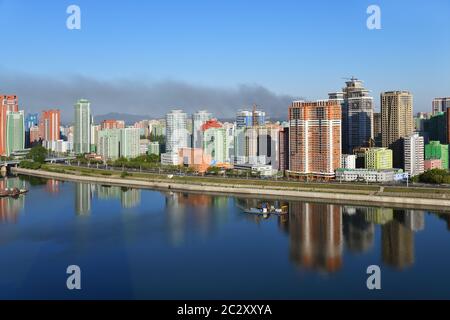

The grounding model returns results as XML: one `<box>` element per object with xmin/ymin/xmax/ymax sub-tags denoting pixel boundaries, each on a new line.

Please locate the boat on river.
<box><xmin>0</xmin><ymin>188</ymin><xmax>28</xmax><ymax>198</ymax></box>
<box><xmin>243</xmin><ymin>204</ymin><xmax>288</xmax><ymax>216</ymax></box>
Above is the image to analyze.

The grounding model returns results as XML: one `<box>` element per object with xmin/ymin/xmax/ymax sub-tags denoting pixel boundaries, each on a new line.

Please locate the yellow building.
<box><xmin>365</xmin><ymin>148</ymin><xmax>393</xmax><ymax>170</ymax></box>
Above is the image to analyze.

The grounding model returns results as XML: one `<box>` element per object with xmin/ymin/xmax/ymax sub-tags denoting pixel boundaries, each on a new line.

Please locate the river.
<box><xmin>0</xmin><ymin>174</ymin><xmax>449</xmax><ymax>299</ymax></box>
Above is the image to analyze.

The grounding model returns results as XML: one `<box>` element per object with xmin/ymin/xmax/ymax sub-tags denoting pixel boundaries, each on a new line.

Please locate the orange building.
<box><xmin>39</xmin><ymin>109</ymin><xmax>61</xmax><ymax>141</ymax></box>
<box><xmin>178</xmin><ymin>147</ymin><xmax>212</xmax><ymax>173</ymax></box>
<box><xmin>29</xmin><ymin>126</ymin><xmax>41</xmax><ymax>144</ymax></box>
<box><xmin>0</xmin><ymin>95</ymin><xmax>19</xmax><ymax>156</ymax></box>
<box><xmin>101</xmin><ymin>119</ymin><xmax>125</xmax><ymax>130</ymax></box>
<box><xmin>288</xmin><ymin>100</ymin><xmax>341</xmax><ymax>178</ymax></box>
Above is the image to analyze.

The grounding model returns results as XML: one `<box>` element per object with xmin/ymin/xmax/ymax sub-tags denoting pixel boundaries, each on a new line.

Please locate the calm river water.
<box><xmin>0</xmin><ymin>175</ymin><xmax>449</xmax><ymax>299</ymax></box>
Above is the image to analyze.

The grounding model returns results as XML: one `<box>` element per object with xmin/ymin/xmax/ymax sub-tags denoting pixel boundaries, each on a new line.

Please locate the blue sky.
<box><xmin>0</xmin><ymin>0</ymin><xmax>449</xmax><ymax>117</ymax></box>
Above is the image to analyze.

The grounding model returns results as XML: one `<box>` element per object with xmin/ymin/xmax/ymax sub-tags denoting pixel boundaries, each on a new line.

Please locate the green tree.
<box><xmin>27</xmin><ymin>146</ymin><xmax>47</xmax><ymax>164</ymax></box>
<box><xmin>417</xmin><ymin>168</ymin><xmax>450</xmax><ymax>184</ymax></box>
<box><xmin>207</xmin><ymin>166</ymin><xmax>220</xmax><ymax>175</ymax></box>
<box><xmin>147</xmin><ymin>153</ymin><xmax>160</xmax><ymax>163</ymax></box>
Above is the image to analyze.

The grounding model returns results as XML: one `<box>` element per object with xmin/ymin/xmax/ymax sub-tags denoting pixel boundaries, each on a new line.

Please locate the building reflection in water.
<box><xmin>74</xmin><ymin>184</ymin><xmax>142</xmax><ymax>215</ymax></box>
<box><xmin>46</xmin><ymin>179</ymin><xmax>60</xmax><ymax>194</ymax></box>
<box><xmin>0</xmin><ymin>177</ymin><xmax>26</xmax><ymax>223</ymax></box>
<box><xmin>164</xmin><ymin>192</ymin><xmax>228</xmax><ymax>245</ymax></box>
<box><xmin>278</xmin><ymin>203</ymin><xmax>429</xmax><ymax>272</ymax></box>
<box><xmin>436</xmin><ymin>213</ymin><xmax>450</xmax><ymax>230</ymax></box>
<box><xmin>288</xmin><ymin>202</ymin><xmax>343</xmax><ymax>273</ymax></box>
<box><xmin>120</xmin><ymin>188</ymin><xmax>141</xmax><ymax>209</ymax></box>
<box><xmin>403</xmin><ymin>210</ymin><xmax>425</xmax><ymax>232</ymax></box>
<box><xmin>381</xmin><ymin>210</ymin><xmax>425</xmax><ymax>269</ymax></box>
<box><xmin>75</xmin><ymin>183</ymin><xmax>93</xmax><ymax>216</ymax></box>
<box><xmin>343</xmin><ymin>207</ymin><xmax>375</xmax><ymax>253</ymax></box>
<box><xmin>0</xmin><ymin>175</ymin><xmax>445</xmax><ymax>273</ymax></box>
<box><xmin>97</xmin><ymin>185</ymin><xmax>141</xmax><ymax>209</ymax></box>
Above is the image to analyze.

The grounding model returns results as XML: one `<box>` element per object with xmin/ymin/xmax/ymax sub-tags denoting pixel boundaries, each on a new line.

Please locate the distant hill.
<box><xmin>94</xmin><ymin>113</ymin><xmax>154</xmax><ymax>125</ymax></box>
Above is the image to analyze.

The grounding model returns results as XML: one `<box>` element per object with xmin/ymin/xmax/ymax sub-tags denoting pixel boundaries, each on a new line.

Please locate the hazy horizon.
<box><xmin>1</xmin><ymin>0</ymin><xmax>449</xmax><ymax>122</ymax></box>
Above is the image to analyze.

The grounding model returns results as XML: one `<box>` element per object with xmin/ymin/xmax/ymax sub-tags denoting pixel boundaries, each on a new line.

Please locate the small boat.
<box><xmin>0</xmin><ymin>188</ymin><xmax>28</xmax><ymax>198</ymax></box>
<box><xmin>244</xmin><ymin>207</ymin><xmax>268</xmax><ymax>215</ymax></box>
<box><xmin>244</xmin><ymin>205</ymin><xmax>288</xmax><ymax>216</ymax></box>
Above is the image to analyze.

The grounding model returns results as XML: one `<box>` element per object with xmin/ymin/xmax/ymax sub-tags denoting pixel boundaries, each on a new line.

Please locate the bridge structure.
<box><xmin>1</xmin><ymin>156</ymin><xmax>77</xmax><ymax>171</ymax></box>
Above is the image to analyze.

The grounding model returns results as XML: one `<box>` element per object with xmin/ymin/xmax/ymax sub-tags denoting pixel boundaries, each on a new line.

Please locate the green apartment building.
<box><xmin>98</xmin><ymin>129</ymin><xmax>121</xmax><ymax>160</ymax></box>
<box><xmin>120</xmin><ymin>128</ymin><xmax>140</xmax><ymax>159</ymax></box>
<box><xmin>203</xmin><ymin>127</ymin><xmax>231</xmax><ymax>164</ymax></box>
<box><xmin>148</xmin><ymin>142</ymin><xmax>160</xmax><ymax>156</ymax></box>
<box><xmin>365</xmin><ymin>147</ymin><xmax>393</xmax><ymax>170</ymax></box>
<box><xmin>425</xmin><ymin>141</ymin><xmax>449</xmax><ymax>169</ymax></box>
<box><xmin>74</xmin><ymin>99</ymin><xmax>92</xmax><ymax>154</ymax></box>
<box><xmin>98</xmin><ymin>128</ymin><xmax>140</xmax><ymax>161</ymax></box>
<box><xmin>6</xmin><ymin>111</ymin><xmax>25</xmax><ymax>156</ymax></box>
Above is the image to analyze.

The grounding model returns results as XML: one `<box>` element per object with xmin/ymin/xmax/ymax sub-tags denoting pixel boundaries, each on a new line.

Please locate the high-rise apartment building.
<box><xmin>432</xmin><ymin>97</ymin><xmax>450</xmax><ymax>115</ymax></box>
<box><xmin>233</xmin><ymin>127</ymin><xmax>247</xmax><ymax>164</ymax></box>
<box><xmin>0</xmin><ymin>95</ymin><xmax>19</xmax><ymax>156</ymax></box>
<box><xmin>445</xmin><ymin>107</ymin><xmax>450</xmax><ymax>145</ymax></box>
<box><xmin>25</xmin><ymin>113</ymin><xmax>39</xmax><ymax>131</ymax></box>
<box><xmin>192</xmin><ymin>110</ymin><xmax>211</xmax><ymax>149</ymax></box>
<box><xmin>74</xmin><ymin>99</ymin><xmax>92</xmax><ymax>154</ymax></box>
<box><xmin>278</xmin><ymin>126</ymin><xmax>289</xmax><ymax>173</ymax></box>
<box><xmin>241</xmin><ymin>125</ymin><xmax>280</xmax><ymax>169</ymax></box>
<box><xmin>255</xmin><ymin>125</ymin><xmax>280</xmax><ymax>170</ymax></box>
<box><xmin>203</xmin><ymin>122</ymin><xmax>230</xmax><ymax>165</ymax></box>
<box><xmin>424</xmin><ymin>112</ymin><xmax>446</xmax><ymax>144</ymax></box>
<box><xmin>338</xmin><ymin>78</ymin><xmax>374</xmax><ymax>154</ymax></box>
<box><xmin>288</xmin><ymin>100</ymin><xmax>341</xmax><ymax>177</ymax></box>
<box><xmin>252</xmin><ymin>108</ymin><xmax>266</xmax><ymax>127</ymax></box>
<box><xmin>236</xmin><ymin>108</ymin><xmax>266</xmax><ymax>128</ymax></box>
<box><xmin>165</xmin><ymin>110</ymin><xmax>188</xmax><ymax>154</ymax></box>
<box><xmin>6</xmin><ymin>111</ymin><xmax>25</xmax><ymax>156</ymax></box>
<box><xmin>25</xmin><ymin>113</ymin><xmax>39</xmax><ymax>148</ymax></box>
<box><xmin>98</xmin><ymin>129</ymin><xmax>121</xmax><ymax>160</ymax></box>
<box><xmin>29</xmin><ymin>125</ymin><xmax>40</xmax><ymax>145</ymax></box>
<box><xmin>236</xmin><ymin>110</ymin><xmax>253</xmax><ymax>128</ymax></box>
<box><xmin>97</xmin><ymin>127</ymin><xmax>140</xmax><ymax>160</ymax></box>
<box><xmin>39</xmin><ymin>109</ymin><xmax>61</xmax><ymax>142</ymax></box>
<box><xmin>381</xmin><ymin>91</ymin><xmax>414</xmax><ymax>168</ymax></box>
<box><xmin>381</xmin><ymin>91</ymin><xmax>414</xmax><ymax>147</ymax></box>
<box><xmin>91</xmin><ymin>124</ymin><xmax>101</xmax><ymax>153</ymax></box>
<box><xmin>373</xmin><ymin>112</ymin><xmax>382</xmax><ymax>147</ymax></box>
<box><xmin>120</xmin><ymin>127</ymin><xmax>140</xmax><ymax>159</ymax></box>
<box><xmin>403</xmin><ymin>133</ymin><xmax>424</xmax><ymax>177</ymax></box>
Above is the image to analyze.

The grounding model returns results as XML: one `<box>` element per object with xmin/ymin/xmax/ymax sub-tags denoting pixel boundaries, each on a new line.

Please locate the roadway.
<box><xmin>54</xmin><ymin>162</ymin><xmax>450</xmax><ymax>191</ymax></box>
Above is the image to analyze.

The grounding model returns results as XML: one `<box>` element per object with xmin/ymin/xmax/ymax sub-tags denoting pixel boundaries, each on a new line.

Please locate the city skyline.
<box><xmin>0</xmin><ymin>0</ymin><xmax>449</xmax><ymax>120</ymax></box>
<box><xmin>3</xmin><ymin>0</ymin><xmax>450</xmax><ymax>304</ymax></box>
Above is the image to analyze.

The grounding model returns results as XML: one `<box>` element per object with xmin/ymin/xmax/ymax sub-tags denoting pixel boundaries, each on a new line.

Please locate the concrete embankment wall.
<box><xmin>12</xmin><ymin>167</ymin><xmax>450</xmax><ymax>210</ymax></box>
